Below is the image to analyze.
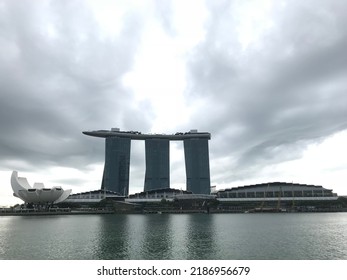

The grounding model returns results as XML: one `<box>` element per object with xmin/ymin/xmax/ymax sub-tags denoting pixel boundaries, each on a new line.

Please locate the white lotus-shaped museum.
<box><xmin>11</xmin><ymin>171</ymin><xmax>71</xmax><ymax>204</ymax></box>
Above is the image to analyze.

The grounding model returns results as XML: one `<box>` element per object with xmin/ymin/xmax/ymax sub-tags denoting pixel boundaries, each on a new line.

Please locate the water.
<box><xmin>0</xmin><ymin>213</ymin><xmax>346</xmax><ymax>260</ymax></box>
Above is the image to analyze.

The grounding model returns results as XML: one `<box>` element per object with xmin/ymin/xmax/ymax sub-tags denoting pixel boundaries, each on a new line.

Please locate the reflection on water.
<box><xmin>185</xmin><ymin>214</ymin><xmax>216</xmax><ymax>259</ymax></box>
<box><xmin>139</xmin><ymin>215</ymin><xmax>173</xmax><ymax>259</ymax></box>
<box><xmin>0</xmin><ymin>213</ymin><xmax>346</xmax><ymax>260</ymax></box>
<box><xmin>0</xmin><ymin>215</ymin><xmax>104</xmax><ymax>259</ymax></box>
<box><xmin>95</xmin><ymin>215</ymin><xmax>130</xmax><ymax>259</ymax></box>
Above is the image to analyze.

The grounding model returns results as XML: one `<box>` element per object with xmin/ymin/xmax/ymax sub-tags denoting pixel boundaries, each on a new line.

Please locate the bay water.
<box><xmin>0</xmin><ymin>213</ymin><xmax>346</xmax><ymax>260</ymax></box>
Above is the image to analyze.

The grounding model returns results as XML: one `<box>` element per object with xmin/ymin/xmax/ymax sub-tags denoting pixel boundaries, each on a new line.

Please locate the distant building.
<box><xmin>102</xmin><ymin>137</ymin><xmax>131</xmax><ymax>196</ymax></box>
<box><xmin>10</xmin><ymin>171</ymin><xmax>71</xmax><ymax>204</ymax></box>
<box><xmin>83</xmin><ymin>128</ymin><xmax>212</xmax><ymax>195</ymax></box>
<box><xmin>184</xmin><ymin>138</ymin><xmax>211</xmax><ymax>194</ymax></box>
<box><xmin>126</xmin><ymin>188</ymin><xmax>216</xmax><ymax>203</ymax></box>
<box><xmin>216</xmin><ymin>182</ymin><xmax>337</xmax><ymax>201</ymax></box>
<box><xmin>144</xmin><ymin>139</ymin><xmax>170</xmax><ymax>191</ymax></box>
<box><xmin>127</xmin><ymin>188</ymin><xmax>191</xmax><ymax>202</ymax></box>
<box><xmin>64</xmin><ymin>189</ymin><xmax>124</xmax><ymax>204</ymax></box>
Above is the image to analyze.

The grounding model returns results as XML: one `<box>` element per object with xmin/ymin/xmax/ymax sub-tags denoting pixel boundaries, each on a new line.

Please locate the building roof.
<box><xmin>217</xmin><ymin>182</ymin><xmax>333</xmax><ymax>193</ymax></box>
<box><xmin>67</xmin><ymin>189</ymin><xmax>123</xmax><ymax>197</ymax></box>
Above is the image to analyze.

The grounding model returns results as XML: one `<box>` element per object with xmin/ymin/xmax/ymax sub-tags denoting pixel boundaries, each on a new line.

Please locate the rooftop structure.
<box><xmin>83</xmin><ymin>128</ymin><xmax>211</xmax><ymax>140</ymax></box>
<box><xmin>83</xmin><ymin>128</ymin><xmax>212</xmax><ymax>195</ymax></box>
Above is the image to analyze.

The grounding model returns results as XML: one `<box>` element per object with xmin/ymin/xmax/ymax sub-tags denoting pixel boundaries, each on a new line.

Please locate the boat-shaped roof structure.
<box><xmin>83</xmin><ymin>128</ymin><xmax>211</xmax><ymax>140</ymax></box>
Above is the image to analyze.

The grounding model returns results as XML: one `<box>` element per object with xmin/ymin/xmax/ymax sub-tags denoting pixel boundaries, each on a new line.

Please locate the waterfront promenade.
<box><xmin>0</xmin><ymin>208</ymin><xmax>114</xmax><ymax>216</ymax></box>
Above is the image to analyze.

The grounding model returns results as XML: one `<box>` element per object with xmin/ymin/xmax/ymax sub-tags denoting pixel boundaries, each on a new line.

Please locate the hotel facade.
<box><xmin>83</xmin><ymin>128</ymin><xmax>211</xmax><ymax>195</ymax></box>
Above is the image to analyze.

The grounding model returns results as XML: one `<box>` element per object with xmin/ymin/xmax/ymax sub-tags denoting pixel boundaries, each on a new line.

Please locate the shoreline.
<box><xmin>0</xmin><ymin>209</ymin><xmax>114</xmax><ymax>216</ymax></box>
<box><xmin>1</xmin><ymin>208</ymin><xmax>347</xmax><ymax>216</ymax></box>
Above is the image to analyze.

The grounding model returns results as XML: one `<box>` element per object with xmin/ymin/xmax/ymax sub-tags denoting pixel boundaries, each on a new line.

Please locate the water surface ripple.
<box><xmin>0</xmin><ymin>213</ymin><xmax>346</xmax><ymax>260</ymax></box>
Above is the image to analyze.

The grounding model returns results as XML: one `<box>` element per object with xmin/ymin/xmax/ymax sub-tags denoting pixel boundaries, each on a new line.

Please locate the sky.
<box><xmin>1</xmin><ymin>0</ymin><xmax>347</xmax><ymax>206</ymax></box>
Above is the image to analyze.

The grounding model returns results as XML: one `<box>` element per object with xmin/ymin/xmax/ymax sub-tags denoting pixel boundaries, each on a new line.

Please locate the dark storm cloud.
<box><xmin>1</xmin><ymin>0</ymin><xmax>347</xmax><ymax>192</ymax></box>
<box><xmin>0</xmin><ymin>0</ymin><xmax>151</xmax><ymax>173</ymax></box>
<box><xmin>186</xmin><ymin>0</ymin><xmax>347</xmax><ymax>182</ymax></box>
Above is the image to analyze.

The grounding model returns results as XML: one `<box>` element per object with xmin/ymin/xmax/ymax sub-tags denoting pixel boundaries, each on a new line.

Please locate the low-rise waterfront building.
<box><xmin>64</xmin><ymin>189</ymin><xmax>125</xmax><ymax>204</ymax></box>
<box><xmin>216</xmin><ymin>182</ymin><xmax>337</xmax><ymax>201</ymax></box>
<box><xmin>215</xmin><ymin>182</ymin><xmax>340</xmax><ymax>212</ymax></box>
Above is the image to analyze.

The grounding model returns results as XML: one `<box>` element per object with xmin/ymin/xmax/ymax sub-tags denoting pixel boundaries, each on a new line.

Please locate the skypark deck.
<box><xmin>82</xmin><ymin>129</ymin><xmax>211</xmax><ymax>140</ymax></box>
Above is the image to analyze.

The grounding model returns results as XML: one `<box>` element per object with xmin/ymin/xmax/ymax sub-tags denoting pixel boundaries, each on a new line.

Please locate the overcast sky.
<box><xmin>1</xmin><ymin>0</ymin><xmax>347</xmax><ymax>206</ymax></box>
